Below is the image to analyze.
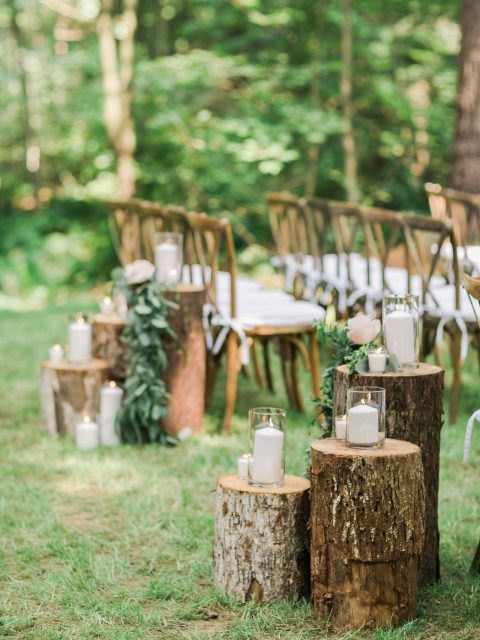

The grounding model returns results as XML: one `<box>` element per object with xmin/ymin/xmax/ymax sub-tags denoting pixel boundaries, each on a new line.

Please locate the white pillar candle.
<box><xmin>335</xmin><ymin>415</ymin><xmax>347</xmax><ymax>439</ymax></box>
<box><xmin>49</xmin><ymin>344</ymin><xmax>64</xmax><ymax>364</ymax></box>
<box><xmin>68</xmin><ymin>318</ymin><xmax>92</xmax><ymax>364</ymax></box>
<box><xmin>100</xmin><ymin>296</ymin><xmax>115</xmax><ymax>316</ymax></box>
<box><xmin>115</xmin><ymin>294</ymin><xmax>128</xmax><ymax>321</ymax></box>
<box><xmin>368</xmin><ymin>350</ymin><xmax>387</xmax><ymax>373</ymax></box>
<box><xmin>384</xmin><ymin>310</ymin><xmax>415</xmax><ymax>366</ymax></box>
<box><xmin>100</xmin><ymin>382</ymin><xmax>124</xmax><ymax>446</ymax></box>
<box><xmin>237</xmin><ymin>454</ymin><xmax>251</xmax><ymax>480</ymax></box>
<box><xmin>347</xmin><ymin>402</ymin><xmax>379</xmax><ymax>446</ymax></box>
<box><xmin>251</xmin><ymin>424</ymin><xmax>284</xmax><ymax>485</ymax></box>
<box><xmin>155</xmin><ymin>242</ymin><xmax>179</xmax><ymax>284</ymax></box>
<box><xmin>75</xmin><ymin>416</ymin><xmax>99</xmax><ymax>450</ymax></box>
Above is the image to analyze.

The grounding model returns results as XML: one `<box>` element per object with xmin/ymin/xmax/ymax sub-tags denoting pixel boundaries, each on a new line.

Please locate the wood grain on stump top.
<box><xmin>41</xmin><ymin>358</ymin><xmax>109</xmax><ymax>372</ymax></box>
<box><xmin>312</xmin><ymin>437</ymin><xmax>420</xmax><ymax>458</ymax></box>
<box><xmin>218</xmin><ymin>474</ymin><xmax>310</xmax><ymax>495</ymax></box>
<box><xmin>335</xmin><ymin>361</ymin><xmax>442</xmax><ymax>378</ymax></box>
<box><xmin>93</xmin><ymin>314</ymin><xmax>126</xmax><ymax>326</ymax></box>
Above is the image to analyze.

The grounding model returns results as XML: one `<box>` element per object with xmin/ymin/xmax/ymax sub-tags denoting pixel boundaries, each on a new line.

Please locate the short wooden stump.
<box><xmin>214</xmin><ymin>474</ymin><xmax>310</xmax><ymax>603</ymax></box>
<box><xmin>92</xmin><ymin>314</ymin><xmax>127</xmax><ymax>381</ymax></box>
<box><xmin>311</xmin><ymin>438</ymin><xmax>425</xmax><ymax>630</ymax></box>
<box><xmin>334</xmin><ymin>362</ymin><xmax>443</xmax><ymax>584</ymax></box>
<box><xmin>40</xmin><ymin>359</ymin><xmax>109</xmax><ymax>436</ymax></box>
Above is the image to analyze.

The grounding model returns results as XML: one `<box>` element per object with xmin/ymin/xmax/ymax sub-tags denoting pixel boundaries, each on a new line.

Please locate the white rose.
<box><xmin>347</xmin><ymin>314</ymin><xmax>381</xmax><ymax>345</ymax></box>
<box><xmin>124</xmin><ymin>260</ymin><xmax>155</xmax><ymax>285</ymax></box>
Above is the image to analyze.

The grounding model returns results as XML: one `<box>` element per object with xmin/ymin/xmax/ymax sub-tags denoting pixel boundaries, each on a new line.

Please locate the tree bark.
<box><xmin>162</xmin><ymin>285</ymin><xmax>206</xmax><ymax>435</ymax></box>
<box><xmin>92</xmin><ymin>315</ymin><xmax>127</xmax><ymax>381</ymax></box>
<box><xmin>41</xmin><ymin>359</ymin><xmax>109</xmax><ymax>436</ymax></box>
<box><xmin>333</xmin><ymin>363</ymin><xmax>443</xmax><ymax>585</ymax></box>
<box><xmin>340</xmin><ymin>0</ymin><xmax>360</xmax><ymax>202</ymax></box>
<box><xmin>214</xmin><ymin>474</ymin><xmax>310</xmax><ymax>603</ymax></box>
<box><xmin>451</xmin><ymin>0</ymin><xmax>480</xmax><ymax>192</ymax></box>
<box><xmin>311</xmin><ymin>438</ymin><xmax>425</xmax><ymax>630</ymax></box>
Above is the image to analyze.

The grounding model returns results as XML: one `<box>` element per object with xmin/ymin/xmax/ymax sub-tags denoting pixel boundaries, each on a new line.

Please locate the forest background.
<box><xmin>0</xmin><ymin>0</ymin><xmax>470</xmax><ymax>304</ymax></box>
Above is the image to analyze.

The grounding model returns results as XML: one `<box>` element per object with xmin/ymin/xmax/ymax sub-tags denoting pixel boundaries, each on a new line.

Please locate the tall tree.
<box><xmin>451</xmin><ymin>0</ymin><xmax>480</xmax><ymax>192</ymax></box>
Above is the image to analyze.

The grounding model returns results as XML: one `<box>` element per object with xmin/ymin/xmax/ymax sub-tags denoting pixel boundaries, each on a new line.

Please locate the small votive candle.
<box><xmin>237</xmin><ymin>454</ymin><xmax>251</xmax><ymax>480</ymax></box>
<box><xmin>100</xmin><ymin>296</ymin><xmax>115</xmax><ymax>316</ymax></box>
<box><xmin>335</xmin><ymin>415</ymin><xmax>347</xmax><ymax>440</ymax></box>
<box><xmin>368</xmin><ymin>346</ymin><xmax>387</xmax><ymax>373</ymax></box>
<box><xmin>75</xmin><ymin>415</ymin><xmax>99</xmax><ymax>450</ymax></box>
<box><xmin>49</xmin><ymin>344</ymin><xmax>64</xmax><ymax>364</ymax></box>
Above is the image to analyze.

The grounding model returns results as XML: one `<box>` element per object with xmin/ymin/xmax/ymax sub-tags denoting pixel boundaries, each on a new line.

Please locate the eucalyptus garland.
<box><xmin>112</xmin><ymin>266</ymin><xmax>178</xmax><ymax>445</ymax></box>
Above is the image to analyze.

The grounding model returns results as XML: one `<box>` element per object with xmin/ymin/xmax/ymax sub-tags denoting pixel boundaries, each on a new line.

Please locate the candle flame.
<box><xmin>108</xmin><ymin>381</ymin><xmax>117</xmax><ymax>388</ymax></box>
<box><xmin>376</xmin><ymin>346</ymin><xmax>383</xmax><ymax>354</ymax></box>
<box><xmin>103</xmin><ymin>296</ymin><xmax>112</xmax><ymax>304</ymax></box>
<box><xmin>83</xmin><ymin>415</ymin><xmax>90</xmax><ymax>423</ymax></box>
<box><xmin>360</xmin><ymin>399</ymin><xmax>366</xmax><ymax>405</ymax></box>
<box><xmin>53</xmin><ymin>344</ymin><xmax>61</xmax><ymax>350</ymax></box>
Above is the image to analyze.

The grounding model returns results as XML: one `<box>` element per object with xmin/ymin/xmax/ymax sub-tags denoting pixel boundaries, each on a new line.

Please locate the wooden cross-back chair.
<box><xmin>106</xmin><ymin>198</ymin><xmax>323</xmax><ymax>431</ymax></box>
<box><xmin>425</xmin><ymin>182</ymin><xmax>480</xmax><ymax>247</ymax></box>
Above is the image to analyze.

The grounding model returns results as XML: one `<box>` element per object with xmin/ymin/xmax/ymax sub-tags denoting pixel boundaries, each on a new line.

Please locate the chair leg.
<box><xmin>250</xmin><ymin>339</ymin><xmax>266</xmax><ymax>389</ymax></box>
<box><xmin>222</xmin><ymin>332</ymin><xmax>240</xmax><ymax>433</ymax></box>
<box><xmin>205</xmin><ymin>352</ymin><xmax>218</xmax><ymax>410</ymax></box>
<box><xmin>471</xmin><ymin>539</ymin><xmax>480</xmax><ymax>574</ymax></box>
<box><xmin>309</xmin><ymin>331</ymin><xmax>321</xmax><ymax>399</ymax></box>
<box><xmin>448</xmin><ymin>327</ymin><xmax>462</xmax><ymax>425</ymax></box>
<box><xmin>279</xmin><ymin>339</ymin><xmax>296</xmax><ymax>408</ymax></box>
<box><xmin>290</xmin><ymin>344</ymin><xmax>304</xmax><ymax>412</ymax></box>
<box><xmin>262</xmin><ymin>338</ymin><xmax>275</xmax><ymax>393</ymax></box>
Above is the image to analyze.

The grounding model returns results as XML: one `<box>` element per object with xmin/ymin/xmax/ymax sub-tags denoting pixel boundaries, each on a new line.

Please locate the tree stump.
<box><xmin>40</xmin><ymin>359</ymin><xmax>109</xmax><ymax>436</ymax></box>
<box><xmin>311</xmin><ymin>438</ymin><xmax>425</xmax><ymax>630</ymax></box>
<box><xmin>333</xmin><ymin>363</ymin><xmax>443</xmax><ymax>585</ymax></box>
<box><xmin>92</xmin><ymin>315</ymin><xmax>127</xmax><ymax>381</ymax></box>
<box><xmin>162</xmin><ymin>284</ymin><xmax>206</xmax><ymax>436</ymax></box>
<box><xmin>214</xmin><ymin>474</ymin><xmax>310</xmax><ymax>603</ymax></box>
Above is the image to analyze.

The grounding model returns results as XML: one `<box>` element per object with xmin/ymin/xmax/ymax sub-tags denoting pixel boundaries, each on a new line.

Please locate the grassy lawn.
<box><xmin>0</xmin><ymin>304</ymin><xmax>479</xmax><ymax>639</ymax></box>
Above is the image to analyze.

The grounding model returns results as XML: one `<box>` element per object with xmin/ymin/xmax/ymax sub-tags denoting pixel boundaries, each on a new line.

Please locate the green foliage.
<box><xmin>113</xmin><ymin>269</ymin><xmax>178</xmax><ymax>445</ymax></box>
<box><xmin>313</xmin><ymin>321</ymin><xmax>375</xmax><ymax>436</ymax></box>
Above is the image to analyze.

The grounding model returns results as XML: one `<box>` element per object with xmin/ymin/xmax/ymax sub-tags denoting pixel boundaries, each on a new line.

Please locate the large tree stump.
<box><xmin>92</xmin><ymin>315</ymin><xmax>127</xmax><ymax>381</ymax></box>
<box><xmin>334</xmin><ymin>363</ymin><xmax>443</xmax><ymax>585</ymax></box>
<box><xmin>162</xmin><ymin>284</ymin><xmax>206</xmax><ymax>436</ymax></box>
<box><xmin>214</xmin><ymin>474</ymin><xmax>310</xmax><ymax>603</ymax></box>
<box><xmin>311</xmin><ymin>438</ymin><xmax>425</xmax><ymax>630</ymax></box>
<box><xmin>41</xmin><ymin>359</ymin><xmax>109</xmax><ymax>436</ymax></box>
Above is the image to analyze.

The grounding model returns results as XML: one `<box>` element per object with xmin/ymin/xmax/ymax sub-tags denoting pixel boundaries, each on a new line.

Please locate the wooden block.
<box><xmin>334</xmin><ymin>362</ymin><xmax>443</xmax><ymax>584</ymax></box>
<box><xmin>40</xmin><ymin>359</ymin><xmax>109</xmax><ymax>436</ymax></box>
<box><xmin>214</xmin><ymin>474</ymin><xmax>310</xmax><ymax>603</ymax></box>
<box><xmin>311</xmin><ymin>438</ymin><xmax>425</xmax><ymax>630</ymax></box>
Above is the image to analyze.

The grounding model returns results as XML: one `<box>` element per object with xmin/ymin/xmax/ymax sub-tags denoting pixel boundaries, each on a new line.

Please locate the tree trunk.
<box><xmin>97</xmin><ymin>0</ymin><xmax>137</xmax><ymax>199</ymax></box>
<box><xmin>214</xmin><ymin>474</ymin><xmax>310</xmax><ymax>603</ymax></box>
<box><xmin>311</xmin><ymin>438</ymin><xmax>425</xmax><ymax>630</ymax></box>
<box><xmin>304</xmin><ymin>3</ymin><xmax>323</xmax><ymax>198</ymax></box>
<box><xmin>92</xmin><ymin>315</ymin><xmax>127</xmax><ymax>381</ymax></box>
<box><xmin>333</xmin><ymin>363</ymin><xmax>443</xmax><ymax>585</ymax></box>
<box><xmin>162</xmin><ymin>285</ymin><xmax>206</xmax><ymax>435</ymax></box>
<box><xmin>451</xmin><ymin>0</ymin><xmax>480</xmax><ymax>192</ymax></box>
<box><xmin>340</xmin><ymin>0</ymin><xmax>360</xmax><ymax>202</ymax></box>
<box><xmin>41</xmin><ymin>359</ymin><xmax>109</xmax><ymax>436</ymax></box>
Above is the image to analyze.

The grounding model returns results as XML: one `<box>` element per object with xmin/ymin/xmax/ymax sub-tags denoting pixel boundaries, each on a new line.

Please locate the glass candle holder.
<box><xmin>334</xmin><ymin>392</ymin><xmax>347</xmax><ymax>440</ymax></box>
<box><xmin>248</xmin><ymin>407</ymin><xmax>286</xmax><ymax>488</ymax></box>
<box><xmin>155</xmin><ymin>232</ymin><xmax>183</xmax><ymax>285</ymax></box>
<box><xmin>346</xmin><ymin>387</ymin><xmax>385</xmax><ymax>448</ymax></box>
<box><xmin>368</xmin><ymin>345</ymin><xmax>388</xmax><ymax>373</ymax></box>
<box><xmin>382</xmin><ymin>294</ymin><xmax>419</xmax><ymax>370</ymax></box>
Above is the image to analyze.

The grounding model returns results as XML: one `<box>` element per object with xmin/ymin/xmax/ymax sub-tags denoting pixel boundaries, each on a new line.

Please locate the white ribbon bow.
<box><xmin>202</xmin><ymin>304</ymin><xmax>250</xmax><ymax>365</ymax></box>
<box><xmin>463</xmin><ymin>409</ymin><xmax>480</xmax><ymax>463</ymax></box>
<box><xmin>434</xmin><ymin>311</ymin><xmax>469</xmax><ymax>363</ymax></box>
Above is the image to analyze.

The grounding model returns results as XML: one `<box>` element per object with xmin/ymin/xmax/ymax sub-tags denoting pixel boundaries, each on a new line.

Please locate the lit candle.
<box><xmin>384</xmin><ymin>310</ymin><xmax>415</xmax><ymax>366</ymax></box>
<box><xmin>368</xmin><ymin>347</ymin><xmax>387</xmax><ymax>373</ymax></box>
<box><xmin>237</xmin><ymin>454</ymin><xmax>251</xmax><ymax>480</ymax></box>
<box><xmin>100</xmin><ymin>381</ymin><xmax>124</xmax><ymax>446</ymax></box>
<box><xmin>347</xmin><ymin>401</ymin><xmax>379</xmax><ymax>446</ymax></box>
<box><xmin>251</xmin><ymin>424</ymin><xmax>284</xmax><ymax>485</ymax></box>
<box><xmin>100</xmin><ymin>296</ymin><xmax>115</xmax><ymax>316</ymax></box>
<box><xmin>155</xmin><ymin>242</ymin><xmax>179</xmax><ymax>284</ymax></box>
<box><xmin>114</xmin><ymin>293</ymin><xmax>128</xmax><ymax>321</ymax></box>
<box><xmin>49</xmin><ymin>344</ymin><xmax>64</xmax><ymax>364</ymax></box>
<box><xmin>75</xmin><ymin>415</ymin><xmax>99</xmax><ymax>450</ymax></box>
<box><xmin>335</xmin><ymin>415</ymin><xmax>347</xmax><ymax>440</ymax></box>
<box><xmin>68</xmin><ymin>316</ymin><xmax>92</xmax><ymax>364</ymax></box>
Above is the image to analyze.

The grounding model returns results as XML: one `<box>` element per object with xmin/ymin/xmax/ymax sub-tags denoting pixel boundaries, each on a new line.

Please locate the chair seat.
<box><xmin>425</xmin><ymin>285</ymin><xmax>479</xmax><ymax>324</ymax></box>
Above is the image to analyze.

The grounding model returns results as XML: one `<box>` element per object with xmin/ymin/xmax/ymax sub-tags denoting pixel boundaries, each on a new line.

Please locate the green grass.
<box><xmin>0</xmin><ymin>304</ymin><xmax>479</xmax><ymax>639</ymax></box>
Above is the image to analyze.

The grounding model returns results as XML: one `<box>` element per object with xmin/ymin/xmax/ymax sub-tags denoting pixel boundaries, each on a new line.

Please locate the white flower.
<box><xmin>347</xmin><ymin>314</ymin><xmax>381</xmax><ymax>345</ymax></box>
<box><xmin>124</xmin><ymin>260</ymin><xmax>155</xmax><ymax>285</ymax></box>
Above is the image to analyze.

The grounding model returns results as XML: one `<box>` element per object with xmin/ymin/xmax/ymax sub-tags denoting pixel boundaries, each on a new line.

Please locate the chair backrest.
<box><xmin>266</xmin><ymin>192</ymin><xmax>312</xmax><ymax>258</ymax></box>
<box><xmin>425</xmin><ymin>182</ymin><xmax>480</xmax><ymax>247</ymax></box>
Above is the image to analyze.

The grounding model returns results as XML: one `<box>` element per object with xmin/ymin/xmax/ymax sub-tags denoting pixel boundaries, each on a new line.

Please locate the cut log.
<box><xmin>333</xmin><ymin>362</ymin><xmax>443</xmax><ymax>585</ymax></box>
<box><xmin>214</xmin><ymin>474</ymin><xmax>310</xmax><ymax>603</ymax></box>
<box><xmin>40</xmin><ymin>359</ymin><xmax>109</xmax><ymax>436</ymax></box>
<box><xmin>311</xmin><ymin>438</ymin><xmax>425</xmax><ymax>630</ymax></box>
<box><xmin>92</xmin><ymin>314</ymin><xmax>127</xmax><ymax>381</ymax></box>
<box><xmin>162</xmin><ymin>284</ymin><xmax>206</xmax><ymax>436</ymax></box>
